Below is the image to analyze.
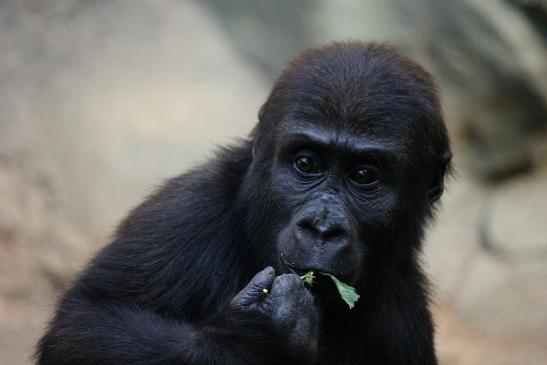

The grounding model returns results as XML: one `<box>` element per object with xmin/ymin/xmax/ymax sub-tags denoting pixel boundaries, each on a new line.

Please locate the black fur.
<box><xmin>36</xmin><ymin>41</ymin><xmax>451</xmax><ymax>365</ymax></box>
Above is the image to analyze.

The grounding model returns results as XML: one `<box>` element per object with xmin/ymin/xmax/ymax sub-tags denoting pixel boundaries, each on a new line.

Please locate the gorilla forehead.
<box><xmin>278</xmin><ymin>119</ymin><xmax>405</xmax><ymax>157</ymax></box>
<box><xmin>261</xmin><ymin>42</ymin><xmax>440</xmax><ymax>143</ymax></box>
<box><xmin>280</xmin><ymin>42</ymin><xmax>437</xmax><ymax>108</ymax></box>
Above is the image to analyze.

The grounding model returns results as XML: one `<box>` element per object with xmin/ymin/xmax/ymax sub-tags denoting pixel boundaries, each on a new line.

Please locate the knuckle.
<box><xmin>279</xmin><ymin>274</ymin><xmax>303</xmax><ymax>288</ymax></box>
<box><xmin>272</xmin><ymin>275</ymin><xmax>293</xmax><ymax>292</ymax></box>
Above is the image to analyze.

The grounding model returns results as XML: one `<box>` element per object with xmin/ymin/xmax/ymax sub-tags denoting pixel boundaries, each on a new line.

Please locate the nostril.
<box><xmin>297</xmin><ymin>220</ymin><xmax>319</xmax><ymax>237</ymax></box>
<box><xmin>320</xmin><ymin>227</ymin><xmax>346</xmax><ymax>242</ymax></box>
<box><xmin>296</xmin><ymin>219</ymin><xmax>349</xmax><ymax>245</ymax></box>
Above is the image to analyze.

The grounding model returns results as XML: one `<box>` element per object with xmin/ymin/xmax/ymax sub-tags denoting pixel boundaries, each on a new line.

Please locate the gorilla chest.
<box><xmin>315</xmin><ymin>328</ymin><xmax>362</xmax><ymax>364</ymax></box>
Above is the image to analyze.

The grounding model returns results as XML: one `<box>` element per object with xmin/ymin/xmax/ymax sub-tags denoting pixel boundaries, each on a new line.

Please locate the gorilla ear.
<box><xmin>428</xmin><ymin>152</ymin><xmax>452</xmax><ymax>204</ymax></box>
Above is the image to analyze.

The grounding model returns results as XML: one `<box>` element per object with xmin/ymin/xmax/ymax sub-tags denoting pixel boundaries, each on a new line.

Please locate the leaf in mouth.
<box><xmin>299</xmin><ymin>271</ymin><xmax>360</xmax><ymax>309</ymax></box>
<box><xmin>299</xmin><ymin>271</ymin><xmax>316</xmax><ymax>286</ymax></box>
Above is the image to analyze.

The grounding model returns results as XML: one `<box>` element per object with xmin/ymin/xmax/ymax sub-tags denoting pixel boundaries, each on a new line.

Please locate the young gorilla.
<box><xmin>37</xmin><ymin>42</ymin><xmax>451</xmax><ymax>365</ymax></box>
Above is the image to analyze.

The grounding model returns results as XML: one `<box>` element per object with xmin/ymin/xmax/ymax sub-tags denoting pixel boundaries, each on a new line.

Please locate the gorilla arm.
<box><xmin>38</xmin><ymin>265</ymin><xmax>314</xmax><ymax>365</ymax></box>
<box><xmin>36</xmin><ymin>168</ymin><xmax>318</xmax><ymax>365</ymax></box>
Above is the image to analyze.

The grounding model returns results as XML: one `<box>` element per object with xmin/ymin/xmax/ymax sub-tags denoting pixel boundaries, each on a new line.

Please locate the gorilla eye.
<box><xmin>294</xmin><ymin>154</ymin><xmax>322</xmax><ymax>174</ymax></box>
<box><xmin>350</xmin><ymin>166</ymin><xmax>380</xmax><ymax>186</ymax></box>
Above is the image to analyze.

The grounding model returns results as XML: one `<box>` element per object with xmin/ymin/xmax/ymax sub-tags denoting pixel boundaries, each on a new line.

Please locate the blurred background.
<box><xmin>1</xmin><ymin>1</ymin><xmax>546</xmax><ymax>364</ymax></box>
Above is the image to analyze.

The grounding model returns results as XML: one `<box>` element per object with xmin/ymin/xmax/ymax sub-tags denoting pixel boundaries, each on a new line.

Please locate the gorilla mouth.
<box><xmin>279</xmin><ymin>252</ymin><xmax>336</xmax><ymax>278</ymax></box>
<box><xmin>280</xmin><ymin>252</ymin><xmax>359</xmax><ymax>307</ymax></box>
<box><xmin>287</xmin><ymin>265</ymin><xmax>308</xmax><ymax>277</ymax></box>
<box><xmin>279</xmin><ymin>252</ymin><xmax>304</xmax><ymax>275</ymax></box>
<box><xmin>279</xmin><ymin>250</ymin><xmax>361</xmax><ymax>291</ymax></box>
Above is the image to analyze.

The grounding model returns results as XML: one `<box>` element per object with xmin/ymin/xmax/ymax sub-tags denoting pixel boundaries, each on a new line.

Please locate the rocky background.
<box><xmin>1</xmin><ymin>1</ymin><xmax>546</xmax><ymax>364</ymax></box>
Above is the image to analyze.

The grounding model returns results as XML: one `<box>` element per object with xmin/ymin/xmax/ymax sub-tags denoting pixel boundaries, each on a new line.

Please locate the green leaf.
<box><xmin>298</xmin><ymin>271</ymin><xmax>359</xmax><ymax>309</ymax></box>
<box><xmin>321</xmin><ymin>273</ymin><xmax>360</xmax><ymax>309</ymax></box>
<box><xmin>300</xmin><ymin>271</ymin><xmax>315</xmax><ymax>286</ymax></box>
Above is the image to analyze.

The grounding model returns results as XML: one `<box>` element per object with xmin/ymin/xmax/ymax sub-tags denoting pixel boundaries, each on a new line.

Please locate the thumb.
<box><xmin>231</xmin><ymin>266</ymin><xmax>276</xmax><ymax>307</ymax></box>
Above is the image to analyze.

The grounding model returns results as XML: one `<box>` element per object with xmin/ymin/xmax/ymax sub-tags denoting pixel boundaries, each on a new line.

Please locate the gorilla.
<box><xmin>36</xmin><ymin>41</ymin><xmax>451</xmax><ymax>365</ymax></box>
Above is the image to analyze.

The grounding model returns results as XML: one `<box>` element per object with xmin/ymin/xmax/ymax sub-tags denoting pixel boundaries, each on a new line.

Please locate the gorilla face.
<box><xmin>271</xmin><ymin>124</ymin><xmax>401</xmax><ymax>284</ymax></box>
<box><xmin>250</xmin><ymin>43</ymin><xmax>450</xmax><ymax>287</ymax></box>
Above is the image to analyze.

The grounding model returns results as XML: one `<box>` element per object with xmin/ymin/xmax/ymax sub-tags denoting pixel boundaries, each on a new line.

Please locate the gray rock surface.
<box><xmin>204</xmin><ymin>0</ymin><xmax>547</xmax><ymax>181</ymax></box>
<box><xmin>425</xmin><ymin>158</ymin><xmax>547</xmax><ymax>362</ymax></box>
<box><xmin>0</xmin><ymin>3</ymin><xmax>266</xmax><ymax>362</ymax></box>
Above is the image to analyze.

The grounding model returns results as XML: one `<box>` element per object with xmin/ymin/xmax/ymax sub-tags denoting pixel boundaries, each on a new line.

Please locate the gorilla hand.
<box><xmin>229</xmin><ymin>267</ymin><xmax>319</xmax><ymax>362</ymax></box>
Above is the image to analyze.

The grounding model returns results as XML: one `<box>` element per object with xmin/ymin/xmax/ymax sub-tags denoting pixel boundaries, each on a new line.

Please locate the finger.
<box><xmin>231</xmin><ymin>267</ymin><xmax>276</xmax><ymax>307</ymax></box>
<box><xmin>267</xmin><ymin>274</ymin><xmax>304</xmax><ymax>328</ymax></box>
<box><xmin>270</xmin><ymin>274</ymin><xmax>303</xmax><ymax>297</ymax></box>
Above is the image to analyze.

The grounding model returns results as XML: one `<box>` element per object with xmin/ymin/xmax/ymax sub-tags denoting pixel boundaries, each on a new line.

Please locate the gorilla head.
<box><xmin>244</xmin><ymin>42</ymin><xmax>451</xmax><ymax>288</ymax></box>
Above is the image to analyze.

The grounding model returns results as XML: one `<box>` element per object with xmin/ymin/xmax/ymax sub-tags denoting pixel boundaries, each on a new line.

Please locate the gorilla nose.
<box><xmin>296</xmin><ymin>218</ymin><xmax>351</xmax><ymax>248</ymax></box>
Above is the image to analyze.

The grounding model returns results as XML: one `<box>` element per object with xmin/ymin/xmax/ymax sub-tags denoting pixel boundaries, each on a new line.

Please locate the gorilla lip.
<box><xmin>280</xmin><ymin>252</ymin><xmax>336</xmax><ymax>278</ymax></box>
<box><xmin>280</xmin><ymin>252</ymin><xmax>315</xmax><ymax>276</ymax></box>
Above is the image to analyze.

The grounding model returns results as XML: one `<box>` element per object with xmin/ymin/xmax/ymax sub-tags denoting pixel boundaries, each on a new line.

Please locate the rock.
<box><xmin>425</xmin><ymin>161</ymin><xmax>547</xmax><ymax>357</ymax></box>
<box><xmin>0</xmin><ymin>0</ymin><xmax>266</xmax><ymax>307</ymax></box>
<box><xmin>203</xmin><ymin>0</ymin><xmax>547</xmax><ymax>181</ymax></box>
